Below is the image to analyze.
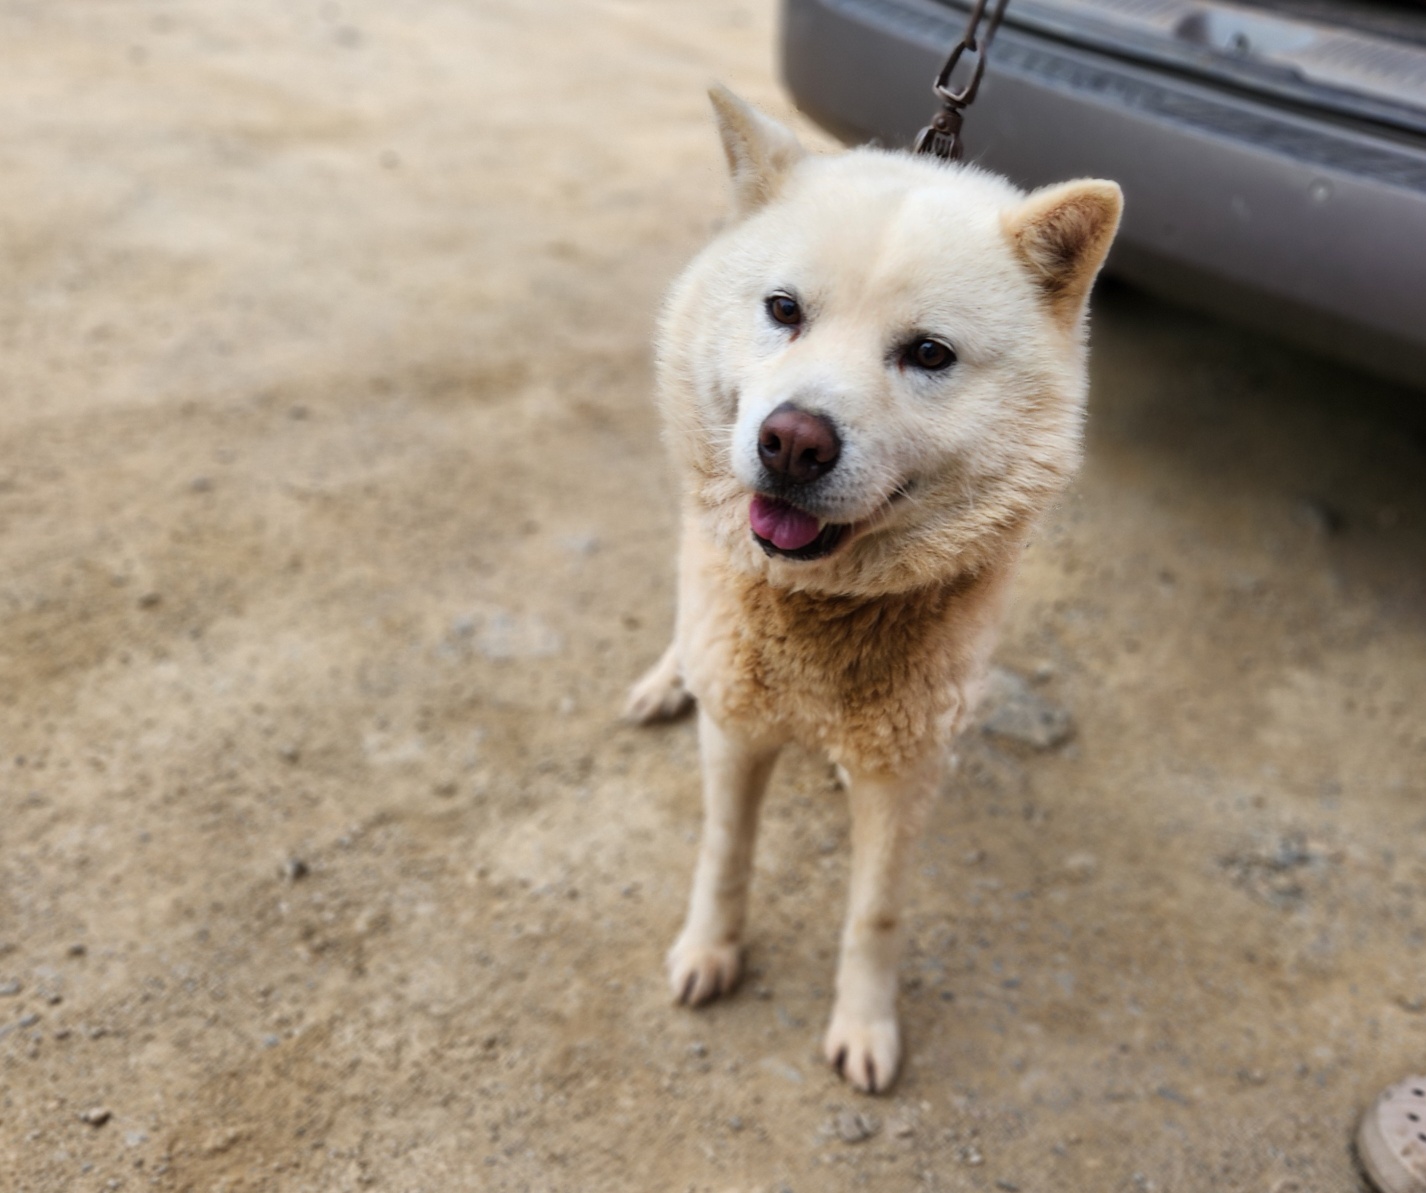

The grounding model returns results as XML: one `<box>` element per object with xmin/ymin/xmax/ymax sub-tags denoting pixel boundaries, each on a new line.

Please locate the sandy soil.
<box><xmin>2</xmin><ymin>2</ymin><xmax>1425</xmax><ymax>1191</ymax></box>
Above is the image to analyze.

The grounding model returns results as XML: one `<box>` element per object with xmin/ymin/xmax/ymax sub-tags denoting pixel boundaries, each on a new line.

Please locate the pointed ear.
<box><xmin>708</xmin><ymin>83</ymin><xmax>806</xmax><ymax>217</ymax></box>
<box><xmin>1002</xmin><ymin>180</ymin><xmax>1122</xmax><ymax>328</ymax></box>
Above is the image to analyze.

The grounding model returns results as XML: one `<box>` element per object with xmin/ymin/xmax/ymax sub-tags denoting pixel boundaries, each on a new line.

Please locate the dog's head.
<box><xmin>657</xmin><ymin>87</ymin><xmax>1122</xmax><ymax>596</ymax></box>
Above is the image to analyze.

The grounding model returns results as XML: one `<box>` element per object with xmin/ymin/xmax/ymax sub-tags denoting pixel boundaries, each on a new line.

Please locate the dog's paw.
<box><xmin>824</xmin><ymin>1013</ymin><xmax>901</xmax><ymax>1095</ymax></box>
<box><xmin>667</xmin><ymin>937</ymin><xmax>742</xmax><ymax>1007</ymax></box>
<box><xmin>624</xmin><ymin>650</ymin><xmax>694</xmax><ymax>725</ymax></box>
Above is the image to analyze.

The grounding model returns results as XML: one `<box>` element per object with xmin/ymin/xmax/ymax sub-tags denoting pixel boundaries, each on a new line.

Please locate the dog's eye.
<box><xmin>906</xmin><ymin>338</ymin><xmax>956</xmax><ymax>372</ymax></box>
<box><xmin>766</xmin><ymin>294</ymin><xmax>802</xmax><ymax>328</ymax></box>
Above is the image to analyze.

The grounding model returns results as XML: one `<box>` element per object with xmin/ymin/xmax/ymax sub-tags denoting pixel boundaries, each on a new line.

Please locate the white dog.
<box><xmin>628</xmin><ymin>86</ymin><xmax>1121</xmax><ymax>1093</ymax></box>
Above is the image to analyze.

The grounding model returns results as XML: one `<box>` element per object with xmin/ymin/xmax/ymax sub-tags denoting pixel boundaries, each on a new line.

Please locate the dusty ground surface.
<box><xmin>2</xmin><ymin>2</ymin><xmax>1425</xmax><ymax>1190</ymax></box>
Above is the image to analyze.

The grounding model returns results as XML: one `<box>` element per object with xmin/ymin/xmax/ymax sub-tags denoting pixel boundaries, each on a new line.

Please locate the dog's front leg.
<box><xmin>824</xmin><ymin>757</ymin><xmax>938</xmax><ymax>1094</ymax></box>
<box><xmin>668</xmin><ymin>708</ymin><xmax>781</xmax><ymax>1007</ymax></box>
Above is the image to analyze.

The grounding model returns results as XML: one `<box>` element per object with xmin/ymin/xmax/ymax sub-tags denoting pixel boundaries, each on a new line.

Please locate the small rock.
<box><xmin>727</xmin><ymin>1115</ymin><xmax>744</xmax><ymax>1132</ymax></box>
<box><xmin>996</xmin><ymin>1182</ymin><xmax>1021</xmax><ymax>1192</ymax></box>
<box><xmin>957</xmin><ymin>1144</ymin><xmax>984</xmax><ymax>1166</ymax></box>
<box><xmin>283</xmin><ymin>857</ymin><xmax>309</xmax><ymax>882</ymax></box>
<box><xmin>1294</xmin><ymin>497</ymin><xmax>1344</xmax><ymax>537</ymax></box>
<box><xmin>279</xmin><ymin>744</ymin><xmax>301</xmax><ymax>764</ymax></box>
<box><xmin>18</xmin><ymin>1012</ymin><xmax>39</xmax><ymax>1028</ymax></box>
<box><xmin>560</xmin><ymin>533</ymin><xmax>601</xmax><ymax>556</ymax></box>
<box><xmin>687</xmin><ymin>1041</ymin><xmax>708</xmax><ymax>1058</ymax></box>
<box><xmin>1062</xmin><ymin>851</ymin><xmax>1099</xmax><ymax>881</ymax></box>
<box><xmin>137</xmin><ymin>591</ymin><xmax>162</xmax><ymax>609</ymax></box>
<box><xmin>1396</xmin><ymin>994</ymin><xmax>1426</xmax><ymax>1014</ymax></box>
<box><xmin>67</xmin><ymin>943</ymin><xmax>87</xmax><ymax>957</ymax></box>
<box><xmin>124</xmin><ymin>1130</ymin><xmax>148</xmax><ymax>1147</ymax></box>
<box><xmin>759</xmin><ymin>1057</ymin><xmax>804</xmax><ymax>1084</ymax></box>
<box><xmin>0</xmin><ymin>980</ymin><xmax>21</xmax><ymax>996</ymax></box>
<box><xmin>81</xmin><ymin>1107</ymin><xmax>112</xmax><ymax>1127</ymax></box>
<box><xmin>833</xmin><ymin>1108</ymin><xmax>878</xmax><ymax>1143</ymax></box>
<box><xmin>980</xmin><ymin>667</ymin><xmax>1073</xmax><ymax>750</ymax></box>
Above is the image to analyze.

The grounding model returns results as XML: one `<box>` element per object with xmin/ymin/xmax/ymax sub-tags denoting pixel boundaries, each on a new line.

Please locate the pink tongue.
<box><xmin>750</xmin><ymin>495</ymin><xmax>822</xmax><ymax>551</ymax></box>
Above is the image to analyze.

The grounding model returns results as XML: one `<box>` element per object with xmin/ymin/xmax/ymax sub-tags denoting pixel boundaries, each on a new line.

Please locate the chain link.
<box><xmin>913</xmin><ymin>0</ymin><xmax>1012</xmax><ymax>162</ymax></box>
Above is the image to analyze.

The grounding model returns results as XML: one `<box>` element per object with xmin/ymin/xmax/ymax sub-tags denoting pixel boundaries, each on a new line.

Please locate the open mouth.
<box><xmin>748</xmin><ymin>485</ymin><xmax>915</xmax><ymax>563</ymax></box>
<box><xmin>749</xmin><ymin>494</ymin><xmax>846</xmax><ymax>561</ymax></box>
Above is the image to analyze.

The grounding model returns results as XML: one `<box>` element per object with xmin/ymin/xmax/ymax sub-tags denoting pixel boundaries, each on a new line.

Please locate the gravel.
<box><xmin>979</xmin><ymin>667</ymin><xmax>1074</xmax><ymax>750</ymax></box>
<box><xmin>832</xmin><ymin>1109</ymin><xmax>878</xmax><ymax>1143</ymax></box>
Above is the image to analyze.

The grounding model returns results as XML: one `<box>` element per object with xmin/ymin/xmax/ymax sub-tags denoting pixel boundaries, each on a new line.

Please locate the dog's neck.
<box><xmin>692</xmin><ymin>554</ymin><xmax>1013</xmax><ymax>773</ymax></box>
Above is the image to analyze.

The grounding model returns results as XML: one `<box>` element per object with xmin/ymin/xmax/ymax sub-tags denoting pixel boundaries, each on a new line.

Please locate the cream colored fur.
<box><xmin>628</xmin><ymin>85</ymin><xmax>1121</xmax><ymax>1094</ymax></box>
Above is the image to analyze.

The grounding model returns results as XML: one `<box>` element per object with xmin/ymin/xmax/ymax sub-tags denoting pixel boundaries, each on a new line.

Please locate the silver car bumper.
<box><xmin>781</xmin><ymin>0</ymin><xmax>1426</xmax><ymax>388</ymax></box>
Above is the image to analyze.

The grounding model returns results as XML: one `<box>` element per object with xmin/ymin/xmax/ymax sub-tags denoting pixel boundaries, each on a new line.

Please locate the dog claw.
<box><xmin>668</xmin><ymin>938</ymin><xmax>742</xmax><ymax>1008</ymax></box>
<box><xmin>824</xmin><ymin>1014</ymin><xmax>900</xmax><ymax>1095</ymax></box>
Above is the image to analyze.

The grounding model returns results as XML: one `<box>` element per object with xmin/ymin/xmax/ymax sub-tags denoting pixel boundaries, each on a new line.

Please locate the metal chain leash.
<box><xmin>913</xmin><ymin>0</ymin><xmax>1013</xmax><ymax>162</ymax></box>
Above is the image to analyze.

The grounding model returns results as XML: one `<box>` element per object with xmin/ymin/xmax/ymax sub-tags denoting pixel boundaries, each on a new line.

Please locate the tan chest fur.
<box><xmin>679</xmin><ymin>535</ymin><xmax>1013</xmax><ymax>775</ymax></box>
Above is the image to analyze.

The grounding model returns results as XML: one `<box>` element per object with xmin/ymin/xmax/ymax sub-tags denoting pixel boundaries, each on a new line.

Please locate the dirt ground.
<box><xmin>3</xmin><ymin>2</ymin><xmax>1426</xmax><ymax>1191</ymax></box>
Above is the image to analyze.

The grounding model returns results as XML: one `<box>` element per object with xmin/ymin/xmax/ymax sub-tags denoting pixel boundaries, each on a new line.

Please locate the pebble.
<box><xmin>727</xmin><ymin>1116</ymin><xmax>744</xmax><ymax>1132</ymax></box>
<box><xmin>283</xmin><ymin>857</ymin><xmax>310</xmax><ymax>882</ymax></box>
<box><xmin>279</xmin><ymin>744</ymin><xmax>301</xmax><ymax>764</ymax></box>
<box><xmin>0</xmin><ymin>980</ymin><xmax>21</xmax><ymax>996</ymax></box>
<box><xmin>758</xmin><ymin>1057</ymin><xmax>804</xmax><ymax>1084</ymax></box>
<box><xmin>1396</xmin><ymin>994</ymin><xmax>1425</xmax><ymax>1013</ymax></box>
<box><xmin>1294</xmin><ymin>497</ymin><xmax>1345</xmax><ymax>537</ymax></box>
<box><xmin>137</xmin><ymin>591</ymin><xmax>162</xmax><ymax>609</ymax></box>
<box><xmin>980</xmin><ymin>667</ymin><xmax>1074</xmax><ymax>750</ymax></box>
<box><xmin>81</xmin><ymin>1107</ymin><xmax>112</xmax><ymax>1127</ymax></box>
<box><xmin>560</xmin><ymin>533</ymin><xmax>601</xmax><ymax>556</ymax></box>
<box><xmin>833</xmin><ymin>1109</ymin><xmax>878</xmax><ymax>1143</ymax></box>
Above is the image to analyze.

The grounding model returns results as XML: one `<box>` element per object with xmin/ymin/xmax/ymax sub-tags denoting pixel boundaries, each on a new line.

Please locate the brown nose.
<box><xmin>757</xmin><ymin>403</ymin><xmax>841</xmax><ymax>484</ymax></box>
